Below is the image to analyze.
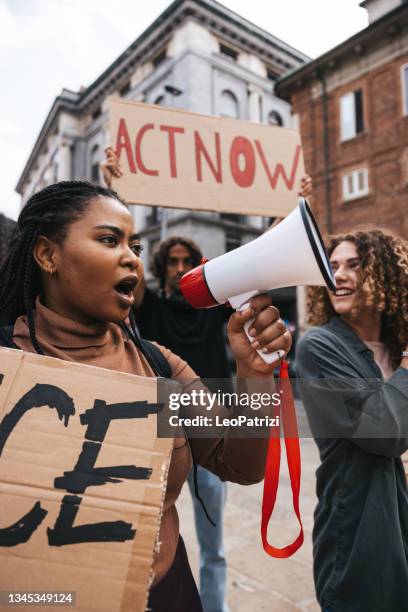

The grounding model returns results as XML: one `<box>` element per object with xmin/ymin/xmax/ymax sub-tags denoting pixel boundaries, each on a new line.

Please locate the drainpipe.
<box><xmin>318</xmin><ymin>69</ymin><xmax>333</xmax><ymax>233</ymax></box>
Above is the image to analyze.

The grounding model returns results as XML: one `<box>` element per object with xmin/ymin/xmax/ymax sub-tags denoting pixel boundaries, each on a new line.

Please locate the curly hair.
<box><xmin>151</xmin><ymin>236</ymin><xmax>202</xmax><ymax>289</ymax></box>
<box><xmin>307</xmin><ymin>228</ymin><xmax>408</xmax><ymax>369</ymax></box>
<box><xmin>0</xmin><ymin>213</ymin><xmax>17</xmax><ymax>266</ymax></box>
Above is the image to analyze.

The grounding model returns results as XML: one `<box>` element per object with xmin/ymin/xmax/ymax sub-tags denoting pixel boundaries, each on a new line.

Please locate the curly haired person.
<box><xmin>296</xmin><ymin>228</ymin><xmax>408</xmax><ymax>612</ymax></box>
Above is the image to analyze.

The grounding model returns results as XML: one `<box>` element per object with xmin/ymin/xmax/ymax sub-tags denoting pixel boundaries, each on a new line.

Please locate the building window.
<box><xmin>401</xmin><ymin>64</ymin><xmax>408</xmax><ymax>115</ymax></box>
<box><xmin>225</xmin><ymin>229</ymin><xmax>241</xmax><ymax>252</ymax></box>
<box><xmin>268</xmin><ymin>110</ymin><xmax>283</xmax><ymax>127</ymax></box>
<box><xmin>153</xmin><ymin>49</ymin><xmax>167</xmax><ymax>67</ymax></box>
<box><xmin>146</xmin><ymin>206</ymin><xmax>161</xmax><ymax>226</ymax></box>
<box><xmin>120</xmin><ymin>81</ymin><xmax>131</xmax><ymax>97</ymax></box>
<box><xmin>90</xmin><ymin>144</ymin><xmax>100</xmax><ymax>184</ymax></box>
<box><xmin>92</xmin><ymin>107</ymin><xmax>101</xmax><ymax>121</ymax></box>
<box><xmin>342</xmin><ymin>168</ymin><xmax>369</xmax><ymax>201</ymax></box>
<box><xmin>219</xmin><ymin>43</ymin><xmax>238</xmax><ymax>61</ymax></box>
<box><xmin>267</xmin><ymin>69</ymin><xmax>279</xmax><ymax>81</ymax></box>
<box><xmin>221</xmin><ymin>212</ymin><xmax>245</xmax><ymax>223</ymax></box>
<box><xmin>340</xmin><ymin>89</ymin><xmax>364</xmax><ymax>141</ymax></box>
<box><xmin>220</xmin><ymin>90</ymin><xmax>239</xmax><ymax>118</ymax></box>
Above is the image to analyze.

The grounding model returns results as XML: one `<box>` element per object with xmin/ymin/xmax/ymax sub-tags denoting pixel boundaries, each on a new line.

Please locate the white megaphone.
<box><xmin>180</xmin><ymin>198</ymin><xmax>336</xmax><ymax>364</ymax></box>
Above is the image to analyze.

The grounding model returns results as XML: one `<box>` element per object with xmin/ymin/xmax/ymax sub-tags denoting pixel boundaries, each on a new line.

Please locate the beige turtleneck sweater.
<box><xmin>13</xmin><ymin>298</ymin><xmax>269</xmax><ymax>584</ymax></box>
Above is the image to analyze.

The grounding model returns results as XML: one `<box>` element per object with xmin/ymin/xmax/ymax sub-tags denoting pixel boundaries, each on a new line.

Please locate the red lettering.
<box><xmin>255</xmin><ymin>142</ymin><xmax>301</xmax><ymax>190</ymax></box>
<box><xmin>135</xmin><ymin>124</ymin><xmax>158</xmax><ymax>176</ymax></box>
<box><xmin>194</xmin><ymin>131</ymin><xmax>222</xmax><ymax>183</ymax></box>
<box><xmin>115</xmin><ymin>118</ymin><xmax>136</xmax><ymax>174</ymax></box>
<box><xmin>160</xmin><ymin>125</ymin><xmax>185</xmax><ymax>178</ymax></box>
<box><xmin>229</xmin><ymin>137</ymin><xmax>256</xmax><ymax>188</ymax></box>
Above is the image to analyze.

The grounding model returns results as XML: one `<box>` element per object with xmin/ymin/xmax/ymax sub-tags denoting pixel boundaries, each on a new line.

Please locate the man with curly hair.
<box><xmin>0</xmin><ymin>212</ymin><xmax>17</xmax><ymax>266</ymax></box>
<box><xmin>296</xmin><ymin>228</ymin><xmax>408</xmax><ymax>612</ymax></box>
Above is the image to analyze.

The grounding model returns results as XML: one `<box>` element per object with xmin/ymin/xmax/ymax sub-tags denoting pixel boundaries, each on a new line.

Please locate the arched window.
<box><xmin>220</xmin><ymin>90</ymin><xmax>239</xmax><ymax>118</ymax></box>
<box><xmin>90</xmin><ymin>144</ymin><xmax>100</xmax><ymax>184</ymax></box>
<box><xmin>268</xmin><ymin>110</ymin><xmax>283</xmax><ymax>127</ymax></box>
<box><xmin>154</xmin><ymin>95</ymin><xmax>165</xmax><ymax>106</ymax></box>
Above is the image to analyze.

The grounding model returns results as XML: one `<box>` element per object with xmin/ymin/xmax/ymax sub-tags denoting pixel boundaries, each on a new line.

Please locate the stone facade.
<box><xmin>15</xmin><ymin>0</ymin><xmax>308</xmax><ymax>339</ymax></box>
<box><xmin>16</xmin><ymin>0</ymin><xmax>307</xmax><ymax>263</ymax></box>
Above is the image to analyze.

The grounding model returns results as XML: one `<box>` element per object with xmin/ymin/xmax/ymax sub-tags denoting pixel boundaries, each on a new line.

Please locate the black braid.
<box><xmin>0</xmin><ymin>180</ymin><xmax>126</xmax><ymax>352</ymax></box>
<box><xmin>24</xmin><ymin>231</ymin><xmax>44</xmax><ymax>355</ymax></box>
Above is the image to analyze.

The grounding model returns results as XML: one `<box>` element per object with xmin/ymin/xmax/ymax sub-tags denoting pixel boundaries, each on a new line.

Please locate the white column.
<box><xmin>57</xmin><ymin>138</ymin><xmax>73</xmax><ymax>181</ymax></box>
<box><xmin>248</xmin><ymin>84</ymin><xmax>262</xmax><ymax>123</ymax></box>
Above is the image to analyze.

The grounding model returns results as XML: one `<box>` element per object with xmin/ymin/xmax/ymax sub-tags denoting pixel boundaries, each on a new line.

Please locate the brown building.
<box><xmin>276</xmin><ymin>0</ymin><xmax>408</xmax><ymax>239</ymax></box>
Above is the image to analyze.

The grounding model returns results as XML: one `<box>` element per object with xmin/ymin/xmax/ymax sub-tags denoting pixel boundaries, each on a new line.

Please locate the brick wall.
<box><xmin>291</xmin><ymin>52</ymin><xmax>408</xmax><ymax>239</ymax></box>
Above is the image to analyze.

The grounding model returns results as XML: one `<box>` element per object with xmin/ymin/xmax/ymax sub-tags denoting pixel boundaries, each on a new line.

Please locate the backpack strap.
<box><xmin>139</xmin><ymin>338</ymin><xmax>172</xmax><ymax>379</ymax></box>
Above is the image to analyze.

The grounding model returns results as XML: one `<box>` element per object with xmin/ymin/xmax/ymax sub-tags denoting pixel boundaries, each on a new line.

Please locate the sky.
<box><xmin>0</xmin><ymin>0</ymin><xmax>368</xmax><ymax>220</ymax></box>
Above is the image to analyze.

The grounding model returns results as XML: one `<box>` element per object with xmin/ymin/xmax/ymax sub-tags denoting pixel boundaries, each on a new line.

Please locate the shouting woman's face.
<box><xmin>34</xmin><ymin>196</ymin><xmax>143</xmax><ymax>324</ymax></box>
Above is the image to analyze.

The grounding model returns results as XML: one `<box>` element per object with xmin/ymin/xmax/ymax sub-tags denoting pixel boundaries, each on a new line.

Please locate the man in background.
<box><xmin>134</xmin><ymin>236</ymin><xmax>232</xmax><ymax>612</ymax></box>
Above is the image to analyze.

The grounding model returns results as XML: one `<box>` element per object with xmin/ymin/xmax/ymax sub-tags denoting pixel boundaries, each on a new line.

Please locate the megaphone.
<box><xmin>180</xmin><ymin>198</ymin><xmax>336</xmax><ymax>364</ymax></box>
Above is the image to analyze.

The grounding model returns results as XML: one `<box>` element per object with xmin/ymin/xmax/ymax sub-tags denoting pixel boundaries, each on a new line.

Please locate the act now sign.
<box><xmin>108</xmin><ymin>98</ymin><xmax>305</xmax><ymax>217</ymax></box>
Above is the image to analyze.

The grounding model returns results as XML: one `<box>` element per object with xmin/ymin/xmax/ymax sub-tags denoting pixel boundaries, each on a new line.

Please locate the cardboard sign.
<box><xmin>108</xmin><ymin>98</ymin><xmax>305</xmax><ymax>217</ymax></box>
<box><xmin>0</xmin><ymin>347</ymin><xmax>175</xmax><ymax>611</ymax></box>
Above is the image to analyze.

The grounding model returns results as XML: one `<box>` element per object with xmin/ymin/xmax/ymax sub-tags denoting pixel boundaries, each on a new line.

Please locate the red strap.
<box><xmin>261</xmin><ymin>360</ymin><xmax>304</xmax><ymax>558</ymax></box>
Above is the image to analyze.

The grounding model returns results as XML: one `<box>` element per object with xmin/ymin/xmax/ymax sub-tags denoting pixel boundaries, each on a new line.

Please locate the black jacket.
<box><xmin>136</xmin><ymin>288</ymin><xmax>233</xmax><ymax>392</ymax></box>
<box><xmin>296</xmin><ymin>316</ymin><xmax>408</xmax><ymax>612</ymax></box>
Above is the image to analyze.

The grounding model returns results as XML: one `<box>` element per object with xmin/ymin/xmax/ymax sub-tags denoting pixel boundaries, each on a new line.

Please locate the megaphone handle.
<box><xmin>238</xmin><ymin>303</ymin><xmax>285</xmax><ymax>365</ymax></box>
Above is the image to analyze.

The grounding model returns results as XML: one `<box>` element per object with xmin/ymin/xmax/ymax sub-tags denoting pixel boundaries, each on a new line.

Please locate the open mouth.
<box><xmin>114</xmin><ymin>277</ymin><xmax>137</xmax><ymax>305</ymax></box>
<box><xmin>334</xmin><ymin>288</ymin><xmax>354</xmax><ymax>297</ymax></box>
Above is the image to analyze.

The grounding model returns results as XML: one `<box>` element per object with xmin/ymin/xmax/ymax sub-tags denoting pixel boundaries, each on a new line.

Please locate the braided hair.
<box><xmin>0</xmin><ymin>213</ymin><xmax>17</xmax><ymax>266</ymax></box>
<box><xmin>0</xmin><ymin>181</ymin><xmax>128</xmax><ymax>354</ymax></box>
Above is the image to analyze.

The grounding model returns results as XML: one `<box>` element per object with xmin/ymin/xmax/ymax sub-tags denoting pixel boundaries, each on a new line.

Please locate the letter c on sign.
<box><xmin>0</xmin><ymin>384</ymin><xmax>75</xmax><ymax>546</ymax></box>
<box><xmin>229</xmin><ymin>136</ymin><xmax>256</xmax><ymax>188</ymax></box>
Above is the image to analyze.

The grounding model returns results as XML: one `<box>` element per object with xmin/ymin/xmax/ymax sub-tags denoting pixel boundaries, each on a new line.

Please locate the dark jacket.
<box><xmin>296</xmin><ymin>316</ymin><xmax>408</xmax><ymax>612</ymax></box>
<box><xmin>136</xmin><ymin>287</ymin><xmax>233</xmax><ymax>388</ymax></box>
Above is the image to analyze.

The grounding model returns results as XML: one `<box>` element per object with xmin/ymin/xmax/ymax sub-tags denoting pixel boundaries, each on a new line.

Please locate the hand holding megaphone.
<box><xmin>180</xmin><ymin>198</ymin><xmax>336</xmax><ymax>363</ymax></box>
<box><xmin>227</xmin><ymin>294</ymin><xmax>291</xmax><ymax>373</ymax></box>
<box><xmin>228</xmin><ymin>291</ymin><xmax>288</xmax><ymax>364</ymax></box>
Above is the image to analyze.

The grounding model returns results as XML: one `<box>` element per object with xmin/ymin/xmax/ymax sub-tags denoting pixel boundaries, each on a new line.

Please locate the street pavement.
<box><xmin>177</xmin><ymin>436</ymin><xmax>321</xmax><ymax>611</ymax></box>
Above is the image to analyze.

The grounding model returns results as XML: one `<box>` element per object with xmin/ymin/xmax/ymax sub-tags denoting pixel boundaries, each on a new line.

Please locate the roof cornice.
<box><xmin>16</xmin><ymin>90</ymin><xmax>79</xmax><ymax>193</ymax></box>
<box><xmin>78</xmin><ymin>0</ymin><xmax>309</xmax><ymax>112</ymax></box>
<box><xmin>275</xmin><ymin>3</ymin><xmax>408</xmax><ymax>99</ymax></box>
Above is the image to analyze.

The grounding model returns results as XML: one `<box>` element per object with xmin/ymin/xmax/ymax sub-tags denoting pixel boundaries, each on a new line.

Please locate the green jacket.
<box><xmin>296</xmin><ymin>316</ymin><xmax>408</xmax><ymax>612</ymax></box>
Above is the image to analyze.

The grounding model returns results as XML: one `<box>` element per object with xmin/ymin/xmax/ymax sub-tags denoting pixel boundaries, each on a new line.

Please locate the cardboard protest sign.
<box><xmin>108</xmin><ymin>98</ymin><xmax>305</xmax><ymax>217</ymax></box>
<box><xmin>0</xmin><ymin>347</ymin><xmax>175</xmax><ymax>611</ymax></box>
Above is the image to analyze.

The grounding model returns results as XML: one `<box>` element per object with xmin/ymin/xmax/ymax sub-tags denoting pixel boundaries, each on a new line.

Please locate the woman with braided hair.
<box><xmin>296</xmin><ymin>228</ymin><xmax>408</xmax><ymax>612</ymax></box>
<box><xmin>0</xmin><ymin>180</ymin><xmax>291</xmax><ymax>612</ymax></box>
